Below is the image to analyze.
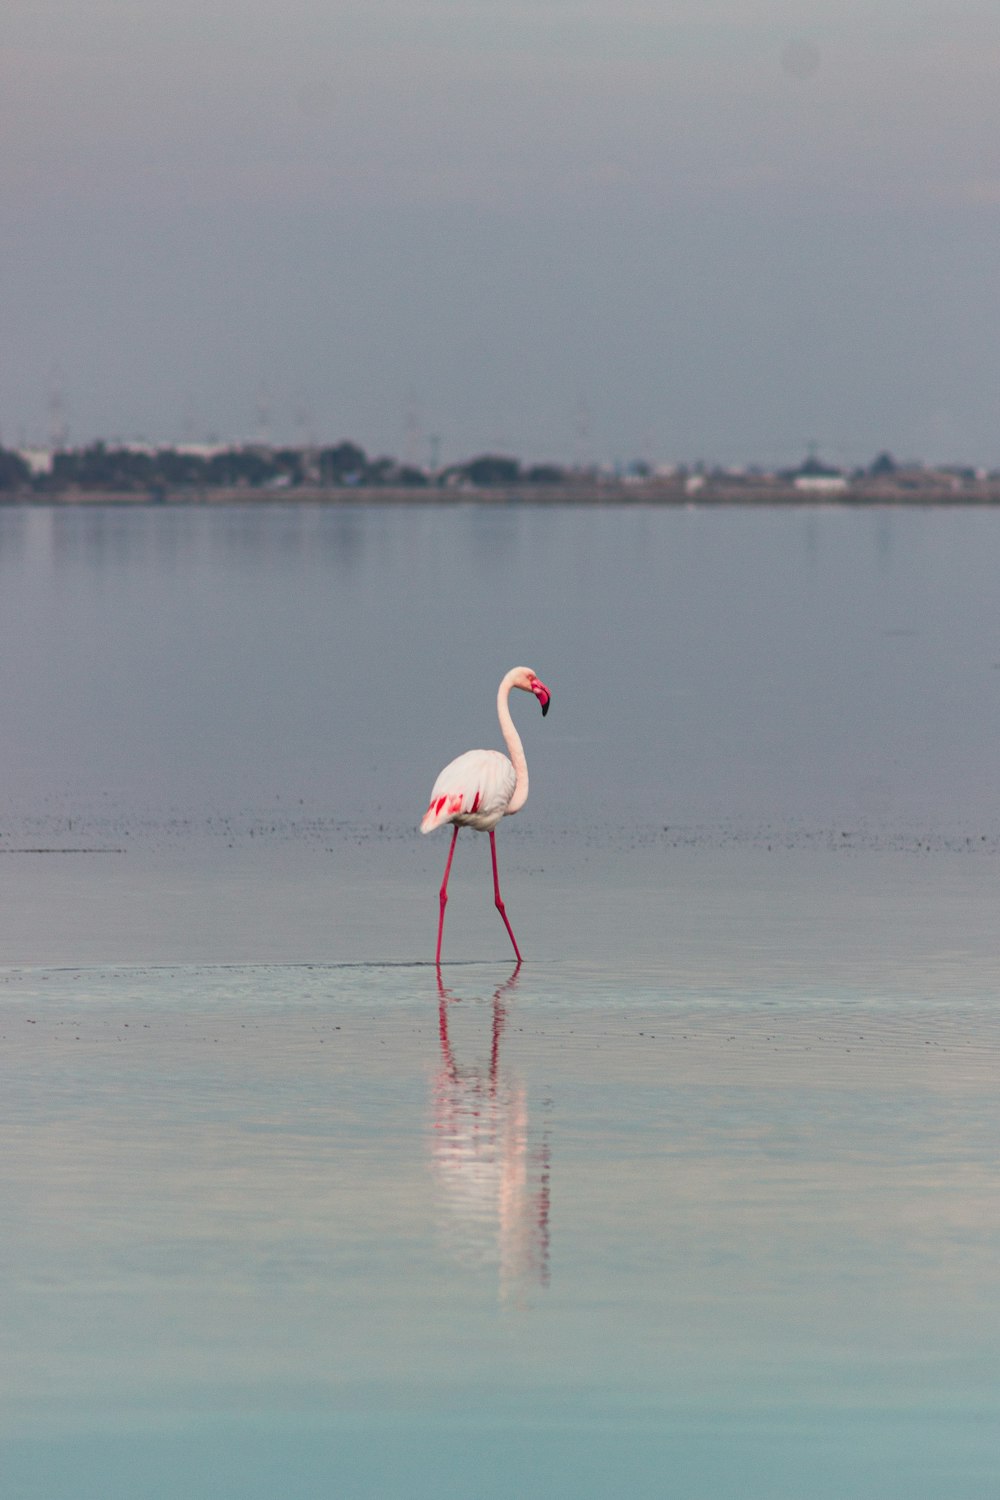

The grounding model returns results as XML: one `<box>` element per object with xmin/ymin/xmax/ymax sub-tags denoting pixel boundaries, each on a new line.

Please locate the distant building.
<box><xmin>17</xmin><ymin>447</ymin><xmax>54</xmax><ymax>476</ymax></box>
<box><xmin>788</xmin><ymin>456</ymin><xmax>848</xmax><ymax>494</ymax></box>
<box><xmin>174</xmin><ymin>442</ymin><xmax>231</xmax><ymax>461</ymax></box>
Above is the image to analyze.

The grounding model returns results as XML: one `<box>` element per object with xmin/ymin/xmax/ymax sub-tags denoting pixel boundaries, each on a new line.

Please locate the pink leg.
<box><xmin>436</xmin><ymin>825</ymin><xmax>459</xmax><ymax>965</ymax></box>
<box><xmin>490</xmin><ymin>830</ymin><xmax>522</xmax><ymax>963</ymax></box>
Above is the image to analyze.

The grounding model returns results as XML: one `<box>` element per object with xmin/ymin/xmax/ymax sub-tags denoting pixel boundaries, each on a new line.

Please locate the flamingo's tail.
<box><xmin>420</xmin><ymin>792</ymin><xmax>466</xmax><ymax>834</ymax></box>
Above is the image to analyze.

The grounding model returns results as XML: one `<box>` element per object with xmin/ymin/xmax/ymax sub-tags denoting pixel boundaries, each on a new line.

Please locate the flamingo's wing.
<box><xmin>420</xmin><ymin>749</ymin><xmax>516</xmax><ymax>833</ymax></box>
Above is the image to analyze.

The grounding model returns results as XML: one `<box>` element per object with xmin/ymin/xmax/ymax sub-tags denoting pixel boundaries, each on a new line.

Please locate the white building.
<box><xmin>17</xmin><ymin>447</ymin><xmax>54</xmax><ymax>476</ymax></box>
<box><xmin>790</xmin><ymin>458</ymin><xmax>848</xmax><ymax>494</ymax></box>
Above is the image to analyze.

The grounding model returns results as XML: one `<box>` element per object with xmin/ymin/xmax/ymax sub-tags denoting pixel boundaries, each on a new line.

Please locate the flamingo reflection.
<box><xmin>430</xmin><ymin>963</ymin><xmax>551</xmax><ymax>1298</ymax></box>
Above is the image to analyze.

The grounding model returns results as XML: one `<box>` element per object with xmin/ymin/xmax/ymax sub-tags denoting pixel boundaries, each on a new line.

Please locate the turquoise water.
<box><xmin>2</xmin><ymin>504</ymin><xmax>1000</xmax><ymax>1495</ymax></box>
<box><xmin>3</xmin><ymin>962</ymin><xmax>999</xmax><ymax>1498</ymax></box>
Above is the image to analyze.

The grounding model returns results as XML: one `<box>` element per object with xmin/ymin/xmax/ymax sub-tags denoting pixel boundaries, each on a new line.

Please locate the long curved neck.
<box><xmin>498</xmin><ymin>672</ymin><xmax>529</xmax><ymax>815</ymax></box>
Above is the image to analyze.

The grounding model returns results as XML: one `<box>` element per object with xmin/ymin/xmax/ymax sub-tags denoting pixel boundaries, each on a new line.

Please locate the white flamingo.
<box><xmin>420</xmin><ymin>666</ymin><xmax>551</xmax><ymax>964</ymax></box>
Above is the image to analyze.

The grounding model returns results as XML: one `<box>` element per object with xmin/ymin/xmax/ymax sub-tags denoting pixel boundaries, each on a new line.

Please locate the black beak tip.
<box><xmin>541</xmin><ymin>697</ymin><xmax>550</xmax><ymax>717</ymax></box>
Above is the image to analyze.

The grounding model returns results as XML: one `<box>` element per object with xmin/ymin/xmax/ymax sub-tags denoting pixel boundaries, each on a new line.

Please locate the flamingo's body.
<box><xmin>420</xmin><ymin>749</ymin><xmax>517</xmax><ymax>835</ymax></box>
<box><xmin>420</xmin><ymin>666</ymin><xmax>551</xmax><ymax>964</ymax></box>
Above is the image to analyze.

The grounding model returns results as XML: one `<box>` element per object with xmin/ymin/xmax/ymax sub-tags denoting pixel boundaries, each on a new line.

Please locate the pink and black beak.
<box><xmin>530</xmin><ymin>677</ymin><xmax>551</xmax><ymax>716</ymax></box>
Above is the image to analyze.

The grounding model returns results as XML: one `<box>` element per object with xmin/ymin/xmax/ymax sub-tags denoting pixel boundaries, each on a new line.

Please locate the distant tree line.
<box><xmin>0</xmin><ymin>447</ymin><xmax>32</xmax><ymax>490</ymax></box>
<box><xmin>1</xmin><ymin>442</ymin><xmax>993</xmax><ymax>495</ymax></box>
<box><xmin>0</xmin><ymin>440</ymin><xmax>575</xmax><ymax>494</ymax></box>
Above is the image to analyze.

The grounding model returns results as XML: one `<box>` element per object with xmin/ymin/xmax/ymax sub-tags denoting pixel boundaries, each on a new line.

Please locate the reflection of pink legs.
<box><xmin>437</xmin><ymin>964</ymin><xmax>521</xmax><ymax>1082</ymax></box>
<box><xmin>436</xmin><ymin>826</ymin><xmax>460</xmax><ymax>966</ymax></box>
<box><xmin>490</xmin><ymin>830</ymin><xmax>522</xmax><ymax>963</ymax></box>
<box><xmin>490</xmin><ymin>993</ymin><xmax>506</xmax><ymax>1093</ymax></box>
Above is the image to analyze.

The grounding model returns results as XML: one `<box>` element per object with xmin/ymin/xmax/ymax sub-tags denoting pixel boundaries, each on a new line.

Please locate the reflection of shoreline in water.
<box><xmin>430</xmin><ymin>965</ymin><xmax>550</xmax><ymax>1298</ymax></box>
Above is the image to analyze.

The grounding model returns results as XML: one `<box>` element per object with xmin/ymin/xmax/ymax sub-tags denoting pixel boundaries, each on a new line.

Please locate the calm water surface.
<box><xmin>1</xmin><ymin>504</ymin><xmax>999</xmax><ymax>1496</ymax></box>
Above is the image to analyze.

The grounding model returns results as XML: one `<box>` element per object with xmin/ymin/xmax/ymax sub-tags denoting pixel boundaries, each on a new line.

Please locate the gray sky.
<box><xmin>3</xmin><ymin>0</ymin><xmax>998</xmax><ymax>467</ymax></box>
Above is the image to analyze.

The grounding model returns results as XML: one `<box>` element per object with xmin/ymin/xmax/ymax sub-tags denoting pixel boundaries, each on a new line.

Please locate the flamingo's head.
<box><xmin>510</xmin><ymin>666</ymin><xmax>551</xmax><ymax>716</ymax></box>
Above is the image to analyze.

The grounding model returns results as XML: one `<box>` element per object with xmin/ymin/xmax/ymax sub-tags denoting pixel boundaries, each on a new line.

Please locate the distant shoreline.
<box><xmin>5</xmin><ymin>480</ymin><xmax>1000</xmax><ymax>507</ymax></box>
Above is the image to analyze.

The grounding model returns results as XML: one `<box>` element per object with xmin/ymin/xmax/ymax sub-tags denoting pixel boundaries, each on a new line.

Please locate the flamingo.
<box><xmin>420</xmin><ymin>666</ymin><xmax>551</xmax><ymax>964</ymax></box>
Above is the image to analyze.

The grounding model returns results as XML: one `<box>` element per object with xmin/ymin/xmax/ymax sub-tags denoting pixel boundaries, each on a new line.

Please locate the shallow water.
<box><xmin>3</xmin><ymin>962</ymin><xmax>999</xmax><ymax>1498</ymax></box>
<box><xmin>1</xmin><ymin>504</ymin><xmax>999</xmax><ymax>1495</ymax></box>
